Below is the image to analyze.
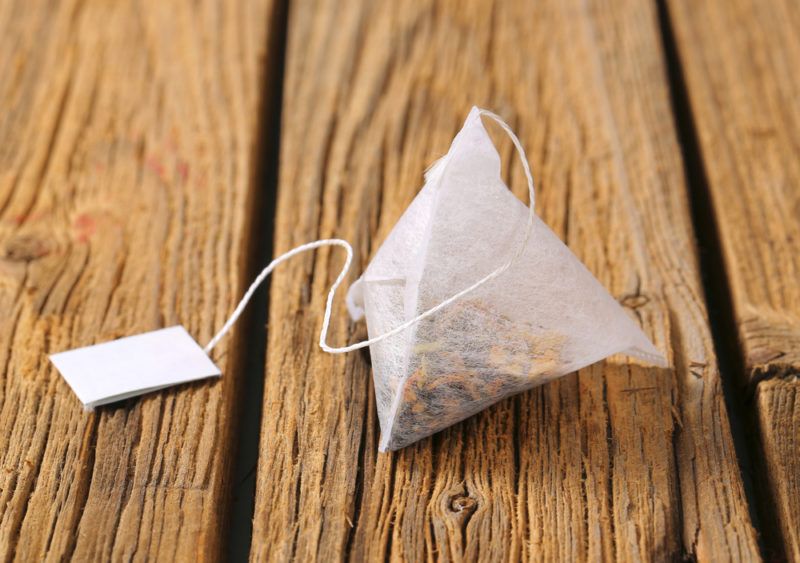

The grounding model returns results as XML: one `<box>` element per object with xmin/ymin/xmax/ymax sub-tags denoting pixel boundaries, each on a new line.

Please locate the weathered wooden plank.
<box><xmin>666</xmin><ymin>0</ymin><xmax>800</xmax><ymax>558</ymax></box>
<box><xmin>666</xmin><ymin>0</ymin><xmax>800</xmax><ymax>384</ymax></box>
<box><xmin>757</xmin><ymin>380</ymin><xmax>800</xmax><ymax>561</ymax></box>
<box><xmin>0</xmin><ymin>0</ymin><xmax>276</xmax><ymax>558</ymax></box>
<box><xmin>252</xmin><ymin>0</ymin><xmax>759</xmax><ymax>561</ymax></box>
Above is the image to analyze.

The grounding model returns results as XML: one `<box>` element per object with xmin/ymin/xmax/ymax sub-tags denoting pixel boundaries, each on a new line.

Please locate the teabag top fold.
<box><xmin>348</xmin><ymin>107</ymin><xmax>666</xmax><ymax>451</ymax></box>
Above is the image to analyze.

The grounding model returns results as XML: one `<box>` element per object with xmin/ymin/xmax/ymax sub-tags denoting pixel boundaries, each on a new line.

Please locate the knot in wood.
<box><xmin>620</xmin><ymin>293</ymin><xmax>650</xmax><ymax>310</ymax></box>
<box><xmin>448</xmin><ymin>493</ymin><xmax>477</xmax><ymax>516</ymax></box>
<box><xmin>3</xmin><ymin>234</ymin><xmax>50</xmax><ymax>262</ymax></box>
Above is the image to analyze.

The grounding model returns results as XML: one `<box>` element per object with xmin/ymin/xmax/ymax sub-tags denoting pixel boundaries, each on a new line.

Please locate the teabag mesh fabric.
<box><xmin>348</xmin><ymin>107</ymin><xmax>666</xmax><ymax>451</ymax></box>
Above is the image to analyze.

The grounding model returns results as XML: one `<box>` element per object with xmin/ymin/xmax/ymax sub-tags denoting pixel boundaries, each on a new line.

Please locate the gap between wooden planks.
<box><xmin>251</xmin><ymin>0</ymin><xmax>760</xmax><ymax>560</ymax></box>
<box><xmin>667</xmin><ymin>0</ymin><xmax>800</xmax><ymax>559</ymax></box>
<box><xmin>0</xmin><ymin>0</ymin><xmax>278</xmax><ymax>559</ymax></box>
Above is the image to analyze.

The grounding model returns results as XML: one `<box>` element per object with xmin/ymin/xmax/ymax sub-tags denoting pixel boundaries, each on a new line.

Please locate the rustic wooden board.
<box><xmin>0</xmin><ymin>0</ymin><xmax>275</xmax><ymax>559</ymax></box>
<box><xmin>757</xmin><ymin>380</ymin><xmax>799</xmax><ymax>561</ymax></box>
<box><xmin>666</xmin><ymin>0</ymin><xmax>800</xmax><ymax>383</ymax></box>
<box><xmin>252</xmin><ymin>0</ymin><xmax>759</xmax><ymax>560</ymax></box>
<box><xmin>667</xmin><ymin>0</ymin><xmax>800</xmax><ymax>558</ymax></box>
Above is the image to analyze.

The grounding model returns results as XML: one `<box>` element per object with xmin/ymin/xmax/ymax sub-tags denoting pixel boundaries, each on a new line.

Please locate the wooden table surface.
<box><xmin>0</xmin><ymin>0</ymin><xmax>796</xmax><ymax>561</ymax></box>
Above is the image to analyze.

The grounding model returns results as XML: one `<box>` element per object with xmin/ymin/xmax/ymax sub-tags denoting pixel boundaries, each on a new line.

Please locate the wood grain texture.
<box><xmin>252</xmin><ymin>0</ymin><xmax>759</xmax><ymax>560</ymax></box>
<box><xmin>0</xmin><ymin>0</ymin><xmax>274</xmax><ymax>559</ymax></box>
<box><xmin>757</xmin><ymin>380</ymin><xmax>800</xmax><ymax>562</ymax></box>
<box><xmin>667</xmin><ymin>0</ymin><xmax>800</xmax><ymax>558</ymax></box>
<box><xmin>667</xmin><ymin>0</ymin><xmax>800</xmax><ymax>383</ymax></box>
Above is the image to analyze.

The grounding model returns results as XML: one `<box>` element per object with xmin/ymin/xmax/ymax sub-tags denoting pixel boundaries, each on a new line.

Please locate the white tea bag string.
<box><xmin>204</xmin><ymin>109</ymin><xmax>536</xmax><ymax>355</ymax></box>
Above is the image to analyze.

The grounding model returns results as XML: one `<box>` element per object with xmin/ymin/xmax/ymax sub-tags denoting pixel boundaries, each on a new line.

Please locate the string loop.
<box><xmin>205</xmin><ymin>109</ymin><xmax>536</xmax><ymax>355</ymax></box>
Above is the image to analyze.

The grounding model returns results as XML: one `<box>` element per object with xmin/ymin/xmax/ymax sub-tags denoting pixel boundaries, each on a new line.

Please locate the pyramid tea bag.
<box><xmin>346</xmin><ymin>107</ymin><xmax>666</xmax><ymax>451</ymax></box>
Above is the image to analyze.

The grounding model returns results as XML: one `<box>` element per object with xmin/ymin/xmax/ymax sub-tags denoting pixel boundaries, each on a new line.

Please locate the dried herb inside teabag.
<box><xmin>381</xmin><ymin>299</ymin><xmax>567</xmax><ymax>450</ymax></box>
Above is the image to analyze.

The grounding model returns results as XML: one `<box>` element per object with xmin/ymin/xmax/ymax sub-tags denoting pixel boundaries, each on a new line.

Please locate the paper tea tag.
<box><xmin>49</xmin><ymin>326</ymin><xmax>221</xmax><ymax>410</ymax></box>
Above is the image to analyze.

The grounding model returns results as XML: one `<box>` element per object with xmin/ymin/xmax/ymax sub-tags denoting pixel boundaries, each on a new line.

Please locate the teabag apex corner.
<box><xmin>346</xmin><ymin>107</ymin><xmax>667</xmax><ymax>452</ymax></box>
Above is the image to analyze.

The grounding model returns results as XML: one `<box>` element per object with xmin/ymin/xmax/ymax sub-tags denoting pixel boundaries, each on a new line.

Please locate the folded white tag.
<box><xmin>49</xmin><ymin>326</ymin><xmax>221</xmax><ymax>410</ymax></box>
